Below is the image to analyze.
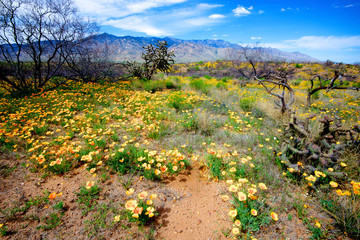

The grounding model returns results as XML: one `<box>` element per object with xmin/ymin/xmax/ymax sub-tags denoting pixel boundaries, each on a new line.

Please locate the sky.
<box><xmin>74</xmin><ymin>0</ymin><xmax>360</xmax><ymax>63</ymax></box>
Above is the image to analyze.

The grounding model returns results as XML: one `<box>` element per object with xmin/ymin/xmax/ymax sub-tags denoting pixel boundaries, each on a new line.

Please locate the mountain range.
<box><xmin>91</xmin><ymin>33</ymin><xmax>319</xmax><ymax>63</ymax></box>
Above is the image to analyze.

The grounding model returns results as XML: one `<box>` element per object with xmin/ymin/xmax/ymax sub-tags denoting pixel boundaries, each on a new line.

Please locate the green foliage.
<box><xmin>0</xmin><ymin>224</ymin><xmax>9</xmax><ymax>236</ymax></box>
<box><xmin>239</xmin><ymin>98</ymin><xmax>255</xmax><ymax>112</ymax></box>
<box><xmin>319</xmin><ymin>195</ymin><xmax>360</xmax><ymax>238</ymax></box>
<box><xmin>165</xmin><ymin>80</ymin><xmax>177</xmax><ymax>89</ymax></box>
<box><xmin>206</xmin><ymin>154</ymin><xmax>226</xmax><ymax>180</ymax></box>
<box><xmin>189</xmin><ymin>78</ymin><xmax>210</xmax><ymax>94</ymax></box>
<box><xmin>53</xmin><ymin>201</ymin><xmax>65</xmax><ymax>211</ymax></box>
<box><xmin>125</xmin><ymin>41</ymin><xmax>175</xmax><ymax>81</ymax></box>
<box><xmin>216</xmin><ymin>81</ymin><xmax>227</xmax><ymax>89</ymax></box>
<box><xmin>308</xmin><ymin>223</ymin><xmax>325</xmax><ymax>240</ymax></box>
<box><xmin>38</xmin><ymin>212</ymin><xmax>64</xmax><ymax>230</ymax></box>
<box><xmin>47</xmin><ymin>159</ymin><xmax>73</xmax><ymax>175</ymax></box>
<box><xmin>132</xmin><ymin>79</ymin><xmax>179</xmax><ymax>93</ymax></box>
<box><xmin>181</xmin><ymin>113</ymin><xmax>199</xmax><ymax>132</ymax></box>
<box><xmin>125</xmin><ymin>197</ymin><xmax>159</xmax><ymax>226</ymax></box>
<box><xmin>107</xmin><ymin>145</ymin><xmax>161</xmax><ymax>181</ymax></box>
<box><xmin>167</xmin><ymin>92</ymin><xmax>193</xmax><ymax>111</ymax></box>
<box><xmin>1</xmin><ymin>191</ymin><xmax>50</xmax><ymax>221</ymax></box>
<box><xmin>232</xmin><ymin>197</ymin><xmax>271</xmax><ymax>232</ymax></box>
<box><xmin>293</xmin><ymin>78</ymin><xmax>302</xmax><ymax>86</ymax></box>
<box><xmin>148</xmin><ymin>124</ymin><xmax>171</xmax><ymax>139</ymax></box>
<box><xmin>221</xmin><ymin>77</ymin><xmax>230</xmax><ymax>82</ymax></box>
<box><xmin>107</xmin><ymin>146</ymin><xmax>143</xmax><ymax>174</ymax></box>
<box><xmin>85</xmin><ymin>203</ymin><xmax>117</xmax><ymax>237</ymax></box>
<box><xmin>75</xmin><ymin>185</ymin><xmax>101</xmax><ymax>215</ymax></box>
<box><xmin>0</xmin><ymin>137</ymin><xmax>16</xmax><ymax>152</ymax></box>
<box><xmin>0</xmin><ymin>163</ymin><xmax>16</xmax><ymax>177</ymax></box>
<box><xmin>293</xmin><ymin>201</ymin><xmax>308</xmax><ymax>220</ymax></box>
<box><xmin>312</xmin><ymin>90</ymin><xmax>320</xmax><ymax>100</ymax></box>
<box><xmin>32</xmin><ymin>125</ymin><xmax>49</xmax><ymax>136</ymax></box>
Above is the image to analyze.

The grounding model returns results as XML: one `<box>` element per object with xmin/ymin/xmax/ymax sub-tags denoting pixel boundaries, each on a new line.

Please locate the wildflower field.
<box><xmin>0</xmin><ymin>62</ymin><xmax>359</xmax><ymax>239</ymax></box>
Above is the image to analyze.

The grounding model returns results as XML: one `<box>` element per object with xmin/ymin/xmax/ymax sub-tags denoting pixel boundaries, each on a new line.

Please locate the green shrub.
<box><xmin>143</xmin><ymin>80</ymin><xmax>164</xmax><ymax>93</ymax></box>
<box><xmin>123</xmin><ymin>191</ymin><xmax>159</xmax><ymax>226</ymax></box>
<box><xmin>75</xmin><ymin>184</ymin><xmax>101</xmax><ymax>214</ymax></box>
<box><xmin>107</xmin><ymin>145</ymin><xmax>161</xmax><ymax>181</ymax></box>
<box><xmin>239</xmin><ymin>98</ymin><xmax>255</xmax><ymax>112</ymax></box>
<box><xmin>206</xmin><ymin>154</ymin><xmax>226</xmax><ymax>180</ymax></box>
<box><xmin>231</xmin><ymin>197</ymin><xmax>271</xmax><ymax>232</ymax></box>
<box><xmin>189</xmin><ymin>78</ymin><xmax>210</xmax><ymax>94</ymax></box>
<box><xmin>181</xmin><ymin>114</ymin><xmax>199</xmax><ymax>132</ymax></box>
<box><xmin>312</xmin><ymin>90</ymin><xmax>320</xmax><ymax>100</ymax></box>
<box><xmin>293</xmin><ymin>78</ymin><xmax>302</xmax><ymax>86</ymax></box>
<box><xmin>0</xmin><ymin>137</ymin><xmax>15</xmax><ymax>152</ymax></box>
<box><xmin>167</xmin><ymin>92</ymin><xmax>193</xmax><ymax>111</ymax></box>
<box><xmin>165</xmin><ymin>80</ymin><xmax>177</xmax><ymax>89</ymax></box>
<box><xmin>216</xmin><ymin>81</ymin><xmax>227</xmax><ymax>89</ymax></box>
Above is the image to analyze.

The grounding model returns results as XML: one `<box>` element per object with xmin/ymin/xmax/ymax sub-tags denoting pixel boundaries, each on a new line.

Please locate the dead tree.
<box><xmin>0</xmin><ymin>0</ymin><xmax>97</xmax><ymax>95</ymax></box>
<box><xmin>64</xmin><ymin>40</ymin><xmax>115</xmax><ymax>83</ymax></box>
<box><xmin>255</xmin><ymin>63</ymin><xmax>296</xmax><ymax>113</ymax></box>
<box><xmin>307</xmin><ymin>70</ymin><xmax>359</xmax><ymax>107</ymax></box>
<box><xmin>228</xmin><ymin>43</ymin><xmax>270</xmax><ymax>85</ymax></box>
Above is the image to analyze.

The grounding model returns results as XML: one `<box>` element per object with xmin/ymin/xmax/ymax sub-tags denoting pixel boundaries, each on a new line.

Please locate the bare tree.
<box><xmin>228</xmin><ymin>43</ymin><xmax>271</xmax><ymax>84</ymax></box>
<box><xmin>255</xmin><ymin>63</ymin><xmax>296</xmax><ymax>113</ymax></box>
<box><xmin>307</xmin><ymin>69</ymin><xmax>359</xmax><ymax>107</ymax></box>
<box><xmin>0</xmin><ymin>0</ymin><xmax>96</xmax><ymax>95</ymax></box>
<box><xmin>64</xmin><ymin>39</ymin><xmax>115</xmax><ymax>83</ymax></box>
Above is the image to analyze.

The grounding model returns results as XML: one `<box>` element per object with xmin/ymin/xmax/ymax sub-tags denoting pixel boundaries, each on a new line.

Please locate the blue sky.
<box><xmin>74</xmin><ymin>0</ymin><xmax>360</xmax><ymax>63</ymax></box>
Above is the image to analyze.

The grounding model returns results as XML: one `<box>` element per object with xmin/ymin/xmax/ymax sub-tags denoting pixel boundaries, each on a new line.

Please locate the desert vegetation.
<box><xmin>1</xmin><ymin>2</ymin><xmax>360</xmax><ymax>239</ymax></box>
<box><xmin>0</xmin><ymin>58</ymin><xmax>359</xmax><ymax>239</ymax></box>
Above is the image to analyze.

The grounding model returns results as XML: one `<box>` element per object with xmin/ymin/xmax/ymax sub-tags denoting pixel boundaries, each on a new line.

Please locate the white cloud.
<box><xmin>104</xmin><ymin>16</ymin><xmax>169</xmax><ymax>36</ymax></box>
<box><xmin>74</xmin><ymin>0</ymin><xmax>187</xmax><ymax>18</ymax></box>
<box><xmin>75</xmin><ymin>0</ymin><xmax>226</xmax><ymax>37</ymax></box>
<box><xmin>263</xmin><ymin>36</ymin><xmax>360</xmax><ymax>51</ymax></box>
<box><xmin>248</xmin><ymin>6</ymin><xmax>253</xmax><ymax>10</ymax></box>
<box><xmin>184</xmin><ymin>17</ymin><xmax>216</xmax><ymax>26</ymax></box>
<box><xmin>233</xmin><ymin>6</ymin><xmax>251</xmax><ymax>16</ymax></box>
<box><xmin>126</xmin><ymin>0</ymin><xmax>187</xmax><ymax>12</ymax></box>
<box><xmin>251</xmin><ymin>37</ymin><xmax>262</xmax><ymax>40</ymax></box>
<box><xmin>197</xmin><ymin>3</ymin><xmax>223</xmax><ymax>9</ymax></box>
<box><xmin>281</xmin><ymin>8</ymin><xmax>286</xmax><ymax>11</ymax></box>
<box><xmin>209</xmin><ymin>14</ymin><xmax>225</xmax><ymax>19</ymax></box>
<box><xmin>258</xmin><ymin>10</ymin><xmax>264</xmax><ymax>14</ymax></box>
<box><xmin>334</xmin><ymin>3</ymin><xmax>359</xmax><ymax>8</ymax></box>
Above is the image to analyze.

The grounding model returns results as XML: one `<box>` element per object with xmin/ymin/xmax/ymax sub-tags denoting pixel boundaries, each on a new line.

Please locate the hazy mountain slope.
<box><xmin>91</xmin><ymin>33</ymin><xmax>319</xmax><ymax>63</ymax></box>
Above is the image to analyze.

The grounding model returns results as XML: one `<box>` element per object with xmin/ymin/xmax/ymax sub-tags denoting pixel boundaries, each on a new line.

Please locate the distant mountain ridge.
<box><xmin>91</xmin><ymin>33</ymin><xmax>319</xmax><ymax>63</ymax></box>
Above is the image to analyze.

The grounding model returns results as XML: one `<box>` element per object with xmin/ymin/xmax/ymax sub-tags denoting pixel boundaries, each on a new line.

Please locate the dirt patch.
<box><xmin>155</xmin><ymin>165</ymin><xmax>228</xmax><ymax>240</ymax></box>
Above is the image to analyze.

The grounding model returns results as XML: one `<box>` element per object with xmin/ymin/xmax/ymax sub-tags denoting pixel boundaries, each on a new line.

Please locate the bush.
<box><xmin>167</xmin><ymin>92</ymin><xmax>193</xmax><ymax>111</ymax></box>
<box><xmin>123</xmin><ymin>191</ymin><xmax>159</xmax><ymax>226</ymax></box>
<box><xmin>143</xmin><ymin>81</ymin><xmax>165</xmax><ymax>93</ymax></box>
<box><xmin>206</xmin><ymin>154</ymin><xmax>227</xmax><ymax>180</ymax></box>
<box><xmin>132</xmin><ymin>79</ymin><xmax>178</xmax><ymax>92</ymax></box>
<box><xmin>124</xmin><ymin>41</ymin><xmax>175</xmax><ymax>81</ymax></box>
<box><xmin>216</xmin><ymin>81</ymin><xmax>227</xmax><ymax>89</ymax></box>
<box><xmin>312</xmin><ymin>90</ymin><xmax>320</xmax><ymax>100</ymax></box>
<box><xmin>293</xmin><ymin>78</ymin><xmax>302</xmax><ymax>86</ymax></box>
<box><xmin>239</xmin><ymin>97</ymin><xmax>255</xmax><ymax>112</ymax></box>
<box><xmin>189</xmin><ymin>78</ymin><xmax>210</xmax><ymax>94</ymax></box>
